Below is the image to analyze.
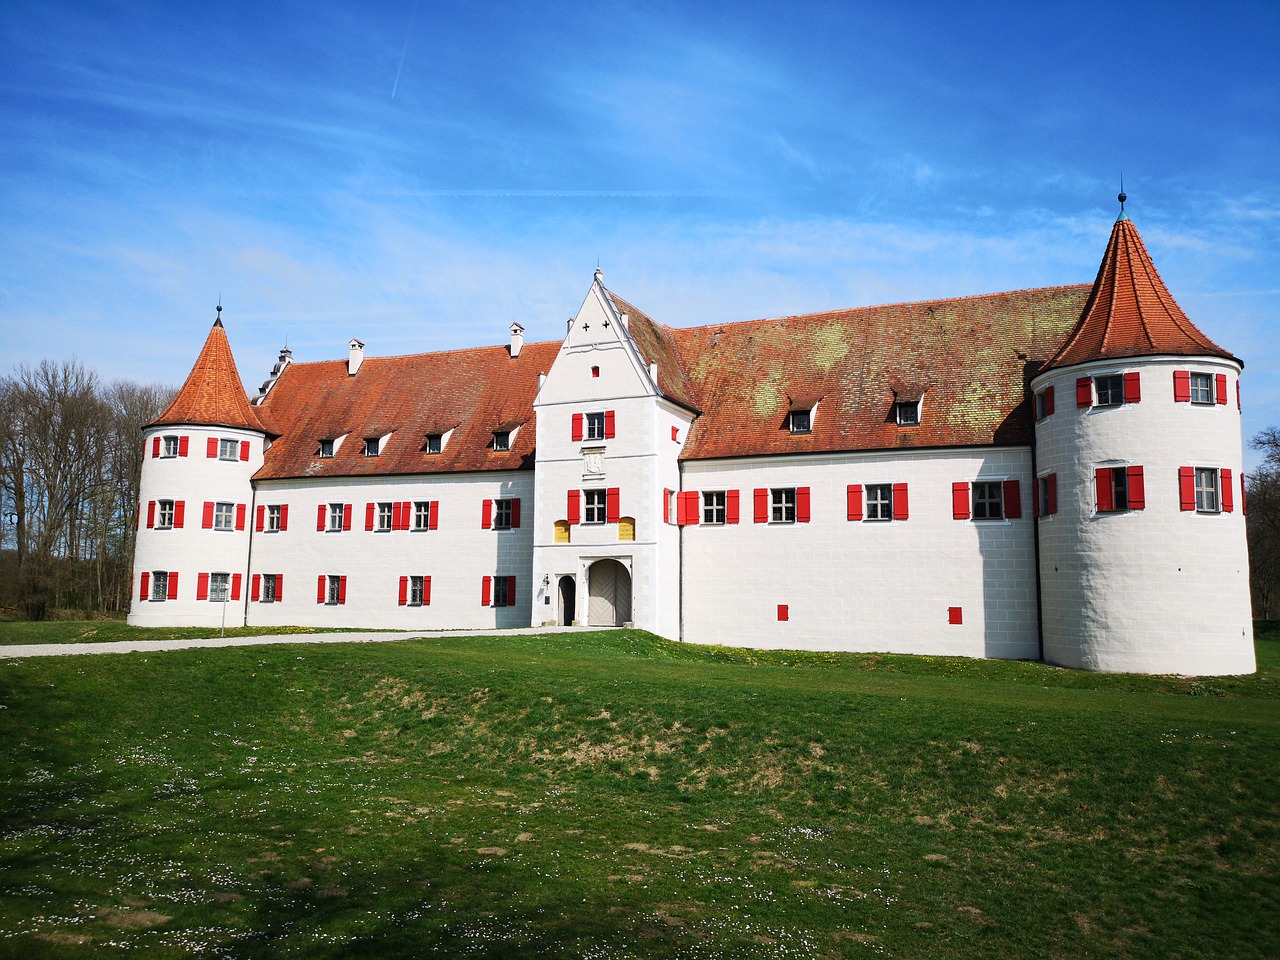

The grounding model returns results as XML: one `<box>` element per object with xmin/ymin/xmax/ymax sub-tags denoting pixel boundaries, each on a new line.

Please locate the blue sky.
<box><xmin>2</xmin><ymin>1</ymin><xmax>1277</xmax><ymax>466</ymax></box>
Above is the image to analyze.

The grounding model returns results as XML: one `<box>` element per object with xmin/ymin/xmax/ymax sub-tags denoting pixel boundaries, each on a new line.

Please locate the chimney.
<box><xmin>510</xmin><ymin>322</ymin><xmax>525</xmax><ymax>358</ymax></box>
<box><xmin>348</xmin><ymin>338</ymin><xmax>364</xmax><ymax>376</ymax></box>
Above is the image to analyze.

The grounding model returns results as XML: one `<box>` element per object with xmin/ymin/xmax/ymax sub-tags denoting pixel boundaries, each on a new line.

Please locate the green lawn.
<box><xmin>0</xmin><ymin>621</ymin><xmax>385</xmax><ymax>646</ymax></box>
<box><xmin>2</xmin><ymin>625</ymin><xmax>1278</xmax><ymax>958</ymax></box>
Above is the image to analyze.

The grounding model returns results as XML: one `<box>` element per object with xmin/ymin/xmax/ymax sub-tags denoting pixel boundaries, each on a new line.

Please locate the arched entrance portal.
<box><xmin>557</xmin><ymin>575</ymin><xmax>576</xmax><ymax>626</ymax></box>
<box><xmin>587</xmin><ymin>559</ymin><xmax>632</xmax><ymax>627</ymax></box>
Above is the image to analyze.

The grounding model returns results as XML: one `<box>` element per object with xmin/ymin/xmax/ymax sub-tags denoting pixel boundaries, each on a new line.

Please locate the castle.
<box><xmin>129</xmin><ymin>205</ymin><xmax>1256</xmax><ymax>675</ymax></box>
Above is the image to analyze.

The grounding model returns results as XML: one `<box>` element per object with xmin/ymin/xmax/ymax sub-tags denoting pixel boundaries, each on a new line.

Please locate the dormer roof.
<box><xmin>1045</xmin><ymin>215</ymin><xmax>1239</xmax><ymax>371</ymax></box>
<box><xmin>150</xmin><ymin>317</ymin><xmax>265</xmax><ymax>432</ymax></box>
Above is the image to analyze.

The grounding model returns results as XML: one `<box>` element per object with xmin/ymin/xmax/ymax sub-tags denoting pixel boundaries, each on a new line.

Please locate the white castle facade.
<box><xmin>129</xmin><ymin>210</ymin><xmax>1256</xmax><ymax>675</ymax></box>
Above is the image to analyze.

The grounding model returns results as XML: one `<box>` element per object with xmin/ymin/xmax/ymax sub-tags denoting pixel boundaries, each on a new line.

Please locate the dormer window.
<box><xmin>318</xmin><ymin>439</ymin><xmax>334</xmax><ymax>458</ymax></box>
<box><xmin>492</xmin><ymin>431</ymin><xmax>511</xmax><ymax>452</ymax></box>
<box><xmin>362</xmin><ymin>437</ymin><xmax>380</xmax><ymax>457</ymax></box>
<box><xmin>894</xmin><ymin>400</ymin><xmax>920</xmax><ymax>426</ymax></box>
<box><xmin>787</xmin><ymin>409</ymin><xmax>811</xmax><ymax>434</ymax></box>
<box><xmin>424</xmin><ymin>434</ymin><xmax>442</xmax><ymax>455</ymax></box>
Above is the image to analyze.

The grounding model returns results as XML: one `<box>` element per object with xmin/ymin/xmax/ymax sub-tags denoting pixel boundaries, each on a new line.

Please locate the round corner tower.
<box><xmin>1031</xmin><ymin>205</ymin><xmax>1254</xmax><ymax>675</ymax></box>
<box><xmin>129</xmin><ymin>313</ymin><xmax>267</xmax><ymax>627</ymax></box>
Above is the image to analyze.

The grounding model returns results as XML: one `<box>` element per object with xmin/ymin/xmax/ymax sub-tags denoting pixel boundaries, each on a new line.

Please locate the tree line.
<box><xmin>0</xmin><ymin>359</ymin><xmax>173</xmax><ymax>619</ymax></box>
<box><xmin>1250</xmin><ymin>426</ymin><xmax>1280</xmax><ymax>620</ymax></box>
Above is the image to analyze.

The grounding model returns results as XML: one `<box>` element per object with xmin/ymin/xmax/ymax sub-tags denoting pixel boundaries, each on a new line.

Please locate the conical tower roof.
<box><xmin>1045</xmin><ymin>211</ymin><xmax>1238</xmax><ymax>371</ymax></box>
<box><xmin>150</xmin><ymin>315</ymin><xmax>265</xmax><ymax>431</ymax></box>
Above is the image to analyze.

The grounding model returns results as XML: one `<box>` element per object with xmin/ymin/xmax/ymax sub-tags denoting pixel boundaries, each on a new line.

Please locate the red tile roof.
<box><xmin>1046</xmin><ymin>217</ymin><xmax>1238</xmax><ymax>370</ymax></box>
<box><xmin>150</xmin><ymin>319</ymin><xmax>265</xmax><ymax>432</ymax></box>
<box><xmin>650</xmin><ymin>285</ymin><xmax>1092</xmax><ymax>461</ymax></box>
<box><xmin>253</xmin><ymin>341</ymin><xmax>559</xmax><ymax>480</ymax></box>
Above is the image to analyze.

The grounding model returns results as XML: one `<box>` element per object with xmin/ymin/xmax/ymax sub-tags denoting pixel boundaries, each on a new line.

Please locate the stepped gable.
<box><xmin>151</xmin><ymin>317</ymin><xmax>265</xmax><ymax>432</ymax></box>
<box><xmin>253</xmin><ymin>340</ymin><xmax>560</xmax><ymax>480</ymax></box>
<box><xmin>1046</xmin><ymin>215</ymin><xmax>1238</xmax><ymax>371</ymax></box>
<box><xmin>606</xmin><ymin>293</ymin><xmax>701</xmax><ymax>412</ymax></box>
<box><xmin>657</xmin><ymin>285</ymin><xmax>1091</xmax><ymax>461</ymax></box>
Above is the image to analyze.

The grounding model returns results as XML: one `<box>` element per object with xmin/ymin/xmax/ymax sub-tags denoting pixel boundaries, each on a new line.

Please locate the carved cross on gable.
<box><xmin>602</xmin><ymin>319</ymin><xmax>610</xmax><ymax>328</ymax></box>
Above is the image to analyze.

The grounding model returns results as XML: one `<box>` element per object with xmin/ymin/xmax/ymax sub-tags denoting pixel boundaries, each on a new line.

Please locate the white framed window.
<box><xmin>771</xmin><ymin>488</ymin><xmax>796</xmax><ymax>523</ymax></box>
<box><xmin>214</xmin><ymin>502</ymin><xmax>235</xmax><ymax>531</ymax></box>
<box><xmin>1195</xmin><ymin>467</ymin><xmax>1220</xmax><ymax>513</ymax></box>
<box><xmin>163</xmin><ymin>436</ymin><xmax>180</xmax><ymax>457</ymax></box>
<box><xmin>492</xmin><ymin>431</ymin><xmax>511</xmax><ymax>452</ymax></box>
<box><xmin>363</xmin><ymin>437</ymin><xmax>380</xmax><ymax>457</ymax></box>
<box><xmin>894</xmin><ymin>401</ymin><xmax>920</xmax><ymax>426</ymax></box>
<box><xmin>157</xmin><ymin>499</ymin><xmax>175</xmax><ymax>529</ymax></box>
<box><xmin>866</xmin><ymin>484</ymin><xmax>894</xmax><ymax>521</ymax></box>
<box><xmin>409</xmin><ymin>575</ymin><xmax>425</xmax><ymax>606</ymax></box>
<box><xmin>585</xmin><ymin>412</ymin><xmax>606</xmax><ymax>441</ymax></box>
<box><xmin>318</xmin><ymin>439</ymin><xmax>334</xmax><ymax>458</ymax></box>
<box><xmin>151</xmin><ymin>571</ymin><xmax>168</xmax><ymax>601</ymax></box>
<box><xmin>493</xmin><ymin>499</ymin><xmax>514</xmax><ymax>530</ymax></box>
<box><xmin>584</xmin><ymin>489</ymin><xmax>607</xmax><ymax>524</ymax></box>
<box><xmin>702</xmin><ymin>491</ymin><xmax>726</xmax><ymax>525</ymax></box>
<box><xmin>1094</xmin><ymin>375</ymin><xmax>1124</xmax><ymax>407</ymax></box>
<box><xmin>1190</xmin><ymin>373</ymin><xmax>1214</xmax><ymax>405</ymax></box>
<box><xmin>972</xmin><ymin>482</ymin><xmax>1004</xmax><ymax>520</ymax></box>
<box><xmin>328</xmin><ymin>503</ymin><xmax>345</xmax><ymax>532</ymax></box>
<box><xmin>218</xmin><ymin>438</ymin><xmax>239</xmax><ymax>460</ymax></box>
<box><xmin>377</xmin><ymin>502</ymin><xmax>393</xmax><ymax>531</ymax></box>
<box><xmin>424</xmin><ymin>434</ymin><xmax>442</xmax><ymax>455</ymax></box>
<box><xmin>413</xmin><ymin>501</ymin><xmax>432</xmax><ymax>530</ymax></box>
<box><xmin>266</xmin><ymin>504</ymin><xmax>282</xmax><ymax>532</ymax></box>
<box><xmin>209</xmin><ymin>572</ymin><xmax>230</xmax><ymax>602</ymax></box>
<box><xmin>787</xmin><ymin>409</ymin><xmax>811</xmax><ymax>434</ymax></box>
<box><xmin>261</xmin><ymin>574</ymin><xmax>278</xmax><ymax>603</ymax></box>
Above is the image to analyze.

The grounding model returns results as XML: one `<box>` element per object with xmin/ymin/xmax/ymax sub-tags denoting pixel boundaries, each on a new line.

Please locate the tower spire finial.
<box><xmin>1117</xmin><ymin>176</ymin><xmax>1129</xmax><ymax>222</ymax></box>
<box><xmin>215</xmin><ymin>293</ymin><xmax>224</xmax><ymax>327</ymax></box>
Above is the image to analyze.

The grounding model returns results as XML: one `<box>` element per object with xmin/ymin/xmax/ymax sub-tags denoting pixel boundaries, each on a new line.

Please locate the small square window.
<box><xmin>494</xmin><ymin>499</ymin><xmax>514</xmax><ymax>530</ymax></box>
<box><xmin>413</xmin><ymin>501</ymin><xmax>432</xmax><ymax>530</ymax></box>
<box><xmin>163</xmin><ymin>436</ymin><xmax>180</xmax><ymax>457</ymax></box>
<box><xmin>787</xmin><ymin>410</ymin><xmax>811</xmax><ymax>434</ymax></box>
<box><xmin>424</xmin><ymin>434</ymin><xmax>442</xmax><ymax>455</ymax></box>
<box><xmin>493</xmin><ymin>431</ymin><xmax>511</xmax><ymax>452</ymax></box>
<box><xmin>702</xmin><ymin>491</ymin><xmax>726</xmax><ymax>525</ymax></box>
<box><xmin>894</xmin><ymin>401</ymin><xmax>920</xmax><ymax>426</ymax></box>
<box><xmin>209</xmin><ymin>572</ymin><xmax>230</xmax><ymax>602</ymax></box>
<box><xmin>151</xmin><ymin>571</ymin><xmax>168</xmax><ymax>601</ymax></box>
<box><xmin>866</xmin><ymin>484</ymin><xmax>893</xmax><ymax>520</ymax></box>
<box><xmin>219</xmin><ymin>438</ymin><xmax>239</xmax><ymax>460</ymax></box>
<box><xmin>157</xmin><ymin>499</ymin><xmax>175</xmax><ymax>529</ymax></box>
<box><xmin>363</xmin><ymin>438</ymin><xmax>380</xmax><ymax>457</ymax></box>
<box><xmin>1190</xmin><ymin>373</ymin><xmax>1213</xmax><ymax>405</ymax></box>
<box><xmin>1195</xmin><ymin>467</ymin><xmax>1220</xmax><ymax>513</ymax></box>
<box><xmin>214</xmin><ymin>502</ymin><xmax>234</xmax><ymax>531</ymax></box>
<box><xmin>318</xmin><ymin>439</ymin><xmax>334</xmax><ymax>458</ymax></box>
<box><xmin>771</xmin><ymin>488</ymin><xmax>796</xmax><ymax>523</ymax></box>
<box><xmin>266</xmin><ymin>504</ymin><xmax>282</xmax><ymax>532</ymax></box>
<box><xmin>972</xmin><ymin>482</ymin><xmax>1004</xmax><ymax>520</ymax></box>
<box><xmin>584</xmin><ymin>489</ymin><xmax>607</xmax><ymax>524</ymax></box>
<box><xmin>1095</xmin><ymin>375</ymin><xmax>1124</xmax><ymax>407</ymax></box>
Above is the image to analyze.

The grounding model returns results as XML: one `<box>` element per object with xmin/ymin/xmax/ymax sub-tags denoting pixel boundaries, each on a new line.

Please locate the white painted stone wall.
<box><xmin>679</xmin><ymin>448</ymin><xmax>1040</xmax><ymax>658</ymax></box>
<box><xmin>129</xmin><ymin>425</ymin><xmax>263</xmax><ymax>627</ymax></box>
<box><xmin>1032</xmin><ymin>357</ymin><xmax>1254</xmax><ymax>675</ymax></box>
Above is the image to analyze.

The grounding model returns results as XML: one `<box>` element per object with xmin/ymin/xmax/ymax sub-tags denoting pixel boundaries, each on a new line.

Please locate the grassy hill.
<box><xmin>2</xmin><ymin>626</ymin><xmax>1278</xmax><ymax>958</ymax></box>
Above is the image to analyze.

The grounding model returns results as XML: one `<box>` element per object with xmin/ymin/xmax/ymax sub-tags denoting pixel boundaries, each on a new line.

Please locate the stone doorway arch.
<box><xmin>587</xmin><ymin>559</ymin><xmax>632</xmax><ymax>627</ymax></box>
<box><xmin>557</xmin><ymin>575</ymin><xmax>576</xmax><ymax>626</ymax></box>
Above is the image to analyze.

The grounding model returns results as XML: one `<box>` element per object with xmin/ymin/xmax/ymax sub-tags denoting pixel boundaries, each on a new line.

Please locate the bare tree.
<box><xmin>1248</xmin><ymin>426</ymin><xmax>1280</xmax><ymax>620</ymax></box>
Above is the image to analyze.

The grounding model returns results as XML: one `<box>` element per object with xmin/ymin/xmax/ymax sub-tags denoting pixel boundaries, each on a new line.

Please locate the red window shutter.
<box><xmin>179</xmin><ymin>436</ymin><xmax>189</xmax><ymax>457</ymax></box>
<box><xmin>482</xmin><ymin>499</ymin><xmax>493</xmax><ymax>529</ymax></box>
<box><xmin>1124</xmin><ymin>371</ymin><xmax>1141</xmax><ymax>404</ymax></box>
<box><xmin>796</xmin><ymin>487</ymin><xmax>811</xmax><ymax>523</ymax></box>
<box><xmin>1127</xmin><ymin>466</ymin><xmax>1146</xmax><ymax>510</ymax></box>
<box><xmin>152</xmin><ymin>436</ymin><xmax>161</xmax><ymax>458</ymax></box>
<box><xmin>681</xmin><ymin>490</ymin><xmax>698</xmax><ymax>526</ymax></box>
<box><xmin>276</xmin><ymin>575</ymin><xmax>284</xmax><ymax>601</ymax></box>
<box><xmin>675</xmin><ymin>491</ymin><xmax>687</xmax><ymax>526</ymax></box>
<box><xmin>235</xmin><ymin>504</ymin><xmax>246</xmax><ymax>531</ymax></box>
<box><xmin>167</xmin><ymin>572</ymin><xmax>179</xmax><ymax>600</ymax></box>
<box><xmin>338</xmin><ymin>576</ymin><xmax>347</xmax><ymax>604</ymax></box>
<box><xmin>726</xmin><ymin>489</ymin><xmax>740</xmax><ymax>524</ymax></box>
<box><xmin>401</xmin><ymin>501</ymin><xmax>411</xmax><ymax>530</ymax></box>
<box><xmin>391</xmin><ymin>502</ymin><xmax>401</xmax><ymax>530</ymax></box>
<box><xmin>777</xmin><ymin>604</ymin><xmax>788</xmax><ymax>622</ymax></box>
<box><xmin>207</xmin><ymin>437</ymin><xmax>218</xmax><ymax>458</ymax></box>
<box><xmin>1047</xmin><ymin>474</ymin><xmax>1057</xmax><ymax>515</ymax></box>
<box><xmin>173</xmin><ymin>501</ymin><xmax>185</xmax><ymax>528</ymax></box>
<box><xmin>754</xmin><ymin>488</ymin><xmax>768</xmax><ymax>523</ymax></box>
<box><xmin>365</xmin><ymin>502</ymin><xmax>376</xmax><ymax>531</ymax></box>
<box><xmin>398</xmin><ymin>576</ymin><xmax>408</xmax><ymax>605</ymax></box>
<box><xmin>605</xmin><ymin>410</ymin><xmax>616</xmax><ymax>439</ymax></box>
<box><xmin>429</xmin><ymin>501</ymin><xmax>439</xmax><ymax>530</ymax></box>
<box><xmin>1095</xmin><ymin>468</ymin><xmax>1113</xmax><ymax>512</ymax></box>
<box><xmin>147</xmin><ymin>501</ymin><xmax>156</xmax><ymax>528</ymax></box>
<box><xmin>1173</xmin><ymin>370</ymin><xmax>1191</xmax><ymax>402</ymax></box>
<box><xmin>663</xmin><ymin>489</ymin><xmax>671</xmax><ymax>524</ymax></box>
<box><xmin>1044</xmin><ymin>385</ymin><xmax>1054</xmax><ymax>416</ymax></box>
<box><xmin>342</xmin><ymin>504</ymin><xmax>352</xmax><ymax>531</ymax></box>
<box><xmin>317</xmin><ymin>575</ymin><xmax>326</xmax><ymax>603</ymax></box>
<box><xmin>1216</xmin><ymin>373</ymin><xmax>1228</xmax><ymax>405</ymax></box>
<box><xmin>256</xmin><ymin>505</ymin><xmax>265</xmax><ymax>532</ymax></box>
<box><xmin>202</xmin><ymin>501</ymin><xmax>214</xmax><ymax>529</ymax></box>
<box><xmin>423</xmin><ymin>576</ymin><xmax>431</xmax><ymax>605</ymax></box>
<box><xmin>1003</xmin><ymin>479</ymin><xmax>1021</xmax><ymax>519</ymax></box>
<box><xmin>1237</xmin><ymin>380</ymin><xmax>1242</xmax><ymax>411</ymax></box>
<box><xmin>567</xmin><ymin>490</ymin><xmax>581</xmax><ymax>525</ymax></box>
<box><xmin>952</xmin><ymin>482</ymin><xmax>970</xmax><ymax>520</ymax></box>
<box><xmin>197</xmin><ymin>572</ymin><xmax>209</xmax><ymax>601</ymax></box>
<box><xmin>893</xmin><ymin>483</ymin><xmax>909</xmax><ymax>520</ymax></box>
<box><xmin>482</xmin><ymin>575</ymin><xmax>492</xmax><ymax>606</ymax></box>
<box><xmin>139</xmin><ymin>571</ymin><xmax>149</xmax><ymax>600</ymax></box>
<box><xmin>511</xmin><ymin>498</ymin><xmax>521</xmax><ymax>528</ymax></box>
<box><xmin>948</xmin><ymin>606</ymin><xmax>963</xmax><ymax>625</ymax></box>
<box><xmin>1222</xmin><ymin>468</ymin><xmax>1234</xmax><ymax>512</ymax></box>
<box><xmin>847</xmin><ymin>484</ymin><xmax>863</xmax><ymax>521</ymax></box>
<box><xmin>671</xmin><ymin>426</ymin><xmax>678</xmax><ymax>442</ymax></box>
<box><xmin>252</xmin><ymin>574</ymin><xmax>261</xmax><ymax>602</ymax></box>
<box><xmin>280</xmin><ymin>504</ymin><xmax>288</xmax><ymax>530</ymax></box>
<box><xmin>240</xmin><ymin>440</ymin><xmax>250</xmax><ymax>461</ymax></box>
<box><xmin>1241</xmin><ymin>474</ymin><xmax>1247</xmax><ymax>515</ymax></box>
<box><xmin>571</xmin><ymin>413</ymin><xmax>583</xmax><ymax>442</ymax></box>
<box><xmin>1179</xmin><ymin>466</ymin><xmax>1196</xmax><ymax>511</ymax></box>
<box><xmin>507</xmin><ymin>576</ymin><xmax>517</xmax><ymax>606</ymax></box>
<box><xmin>607</xmin><ymin>488</ymin><xmax>621</xmax><ymax>524</ymax></box>
<box><xmin>231</xmin><ymin>574</ymin><xmax>242</xmax><ymax>601</ymax></box>
<box><xmin>317</xmin><ymin>504</ymin><xmax>326</xmax><ymax>531</ymax></box>
<box><xmin>1076</xmin><ymin>377</ymin><xmax>1092</xmax><ymax>408</ymax></box>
